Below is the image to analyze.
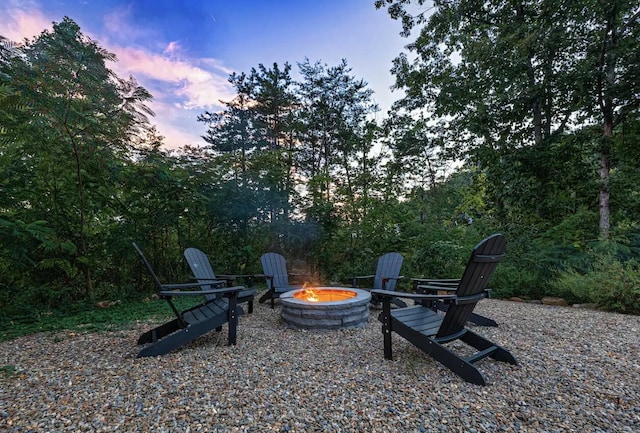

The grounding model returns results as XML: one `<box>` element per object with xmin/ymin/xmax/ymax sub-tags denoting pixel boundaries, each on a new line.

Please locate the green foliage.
<box><xmin>551</xmin><ymin>256</ymin><xmax>640</xmax><ymax>314</ymax></box>
<box><xmin>2</xmin><ymin>13</ymin><xmax>640</xmax><ymax>328</ymax></box>
<box><xmin>0</xmin><ymin>297</ymin><xmax>202</xmax><ymax>342</ymax></box>
<box><xmin>1</xmin><ymin>17</ymin><xmax>154</xmax><ymax>301</ymax></box>
<box><xmin>490</xmin><ymin>263</ymin><xmax>544</xmax><ymax>300</ymax></box>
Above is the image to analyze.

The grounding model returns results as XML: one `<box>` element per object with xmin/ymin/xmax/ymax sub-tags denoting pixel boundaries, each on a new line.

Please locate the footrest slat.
<box><xmin>465</xmin><ymin>346</ymin><xmax>497</xmax><ymax>364</ymax></box>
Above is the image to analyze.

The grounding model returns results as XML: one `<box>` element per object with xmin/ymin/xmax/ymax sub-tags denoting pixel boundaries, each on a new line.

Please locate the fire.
<box><xmin>293</xmin><ymin>284</ymin><xmax>357</xmax><ymax>303</ymax></box>
<box><xmin>298</xmin><ymin>282</ymin><xmax>319</xmax><ymax>302</ymax></box>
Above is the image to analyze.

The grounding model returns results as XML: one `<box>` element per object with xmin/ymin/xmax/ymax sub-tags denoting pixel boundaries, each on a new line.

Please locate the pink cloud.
<box><xmin>0</xmin><ymin>7</ymin><xmax>51</xmax><ymax>42</ymax></box>
<box><xmin>1</xmin><ymin>4</ymin><xmax>234</xmax><ymax>149</ymax></box>
<box><xmin>164</xmin><ymin>41</ymin><xmax>181</xmax><ymax>57</ymax></box>
<box><xmin>110</xmin><ymin>45</ymin><xmax>235</xmax><ymax>110</ymax></box>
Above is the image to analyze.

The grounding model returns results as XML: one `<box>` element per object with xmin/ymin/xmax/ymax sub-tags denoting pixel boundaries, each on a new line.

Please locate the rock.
<box><xmin>541</xmin><ymin>297</ymin><xmax>568</xmax><ymax>306</ymax></box>
<box><xmin>509</xmin><ymin>297</ymin><xmax>525</xmax><ymax>302</ymax></box>
<box><xmin>95</xmin><ymin>300</ymin><xmax>121</xmax><ymax>308</ymax></box>
<box><xmin>572</xmin><ymin>303</ymin><xmax>598</xmax><ymax>309</ymax></box>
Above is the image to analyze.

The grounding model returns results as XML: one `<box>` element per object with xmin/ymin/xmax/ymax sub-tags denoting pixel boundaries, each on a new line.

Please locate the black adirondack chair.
<box><xmin>352</xmin><ymin>252</ymin><xmax>406</xmax><ymax>307</ymax></box>
<box><xmin>184</xmin><ymin>247</ymin><xmax>257</xmax><ymax>314</ymax></box>
<box><xmin>258</xmin><ymin>252</ymin><xmax>308</xmax><ymax>308</ymax></box>
<box><xmin>132</xmin><ymin>242</ymin><xmax>244</xmax><ymax>358</ymax></box>
<box><xmin>411</xmin><ymin>277</ymin><xmax>498</xmax><ymax>327</ymax></box>
<box><xmin>371</xmin><ymin>234</ymin><xmax>517</xmax><ymax>385</ymax></box>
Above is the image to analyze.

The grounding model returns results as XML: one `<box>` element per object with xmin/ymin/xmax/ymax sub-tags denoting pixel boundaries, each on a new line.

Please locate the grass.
<box><xmin>0</xmin><ymin>297</ymin><xmax>203</xmax><ymax>343</ymax></box>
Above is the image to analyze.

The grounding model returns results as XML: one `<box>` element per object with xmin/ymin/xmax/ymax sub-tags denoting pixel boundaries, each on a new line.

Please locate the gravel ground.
<box><xmin>1</xmin><ymin>299</ymin><xmax>639</xmax><ymax>433</ymax></box>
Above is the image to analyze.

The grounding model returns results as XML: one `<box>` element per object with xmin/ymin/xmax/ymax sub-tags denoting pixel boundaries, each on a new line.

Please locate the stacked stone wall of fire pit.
<box><xmin>280</xmin><ymin>287</ymin><xmax>371</xmax><ymax>330</ymax></box>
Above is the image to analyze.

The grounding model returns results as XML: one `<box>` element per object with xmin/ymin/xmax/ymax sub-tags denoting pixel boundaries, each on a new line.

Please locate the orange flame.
<box><xmin>293</xmin><ymin>284</ymin><xmax>357</xmax><ymax>303</ymax></box>
<box><xmin>299</xmin><ymin>282</ymin><xmax>319</xmax><ymax>302</ymax></box>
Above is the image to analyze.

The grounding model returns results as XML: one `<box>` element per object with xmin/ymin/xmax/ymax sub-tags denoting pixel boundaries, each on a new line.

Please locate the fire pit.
<box><xmin>280</xmin><ymin>286</ymin><xmax>371</xmax><ymax>330</ymax></box>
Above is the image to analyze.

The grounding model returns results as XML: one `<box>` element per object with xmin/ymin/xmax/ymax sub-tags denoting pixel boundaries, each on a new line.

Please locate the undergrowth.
<box><xmin>0</xmin><ymin>297</ymin><xmax>203</xmax><ymax>343</ymax></box>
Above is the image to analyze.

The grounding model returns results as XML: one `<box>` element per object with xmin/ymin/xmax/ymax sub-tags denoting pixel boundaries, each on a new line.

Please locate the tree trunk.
<box><xmin>598</xmin><ymin>143</ymin><xmax>611</xmax><ymax>240</ymax></box>
<box><xmin>597</xmin><ymin>2</ymin><xmax>619</xmax><ymax>241</ymax></box>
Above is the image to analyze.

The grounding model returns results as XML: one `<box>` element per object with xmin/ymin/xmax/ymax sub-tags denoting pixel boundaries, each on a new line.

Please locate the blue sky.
<box><xmin>1</xmin><ymin>0</ymin><xmax>415</xmax><ymax>149</ymax></box>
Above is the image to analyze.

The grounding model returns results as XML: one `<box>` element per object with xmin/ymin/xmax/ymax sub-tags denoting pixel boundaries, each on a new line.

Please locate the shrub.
<box><xmin>551</xmin><ymin>256</ymin><xmax>640</xmax><ymax>314</ymax></box>
<box><xmin>490</xmin><ymin>263</ymin><xmax>545</xmax><ymax>300</ymax></box>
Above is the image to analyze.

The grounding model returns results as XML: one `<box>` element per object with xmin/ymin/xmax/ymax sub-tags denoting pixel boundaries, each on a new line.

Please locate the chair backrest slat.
<box><xmin>184</xmin><ymin>247</ymin><xmax>219</xmax><ymax>300</ymax></box>
<box><xmin>132</xmin><ymin>242</ymin><xmax>163</xmax><ymax>292</ymax></box>
<box><xmin>374</xmin><ymin>252</ymin><xmax>403</xmax><ymax>291</ymax></box>
<box><xmin>437</xmin><ymin>234</ymin><xmax>507</xmax><ymax>338</ymax></box>
<box><xmin>260</xmin><ymin>252</ymin><xmax>289</xmax><ymax>289</ymax></box>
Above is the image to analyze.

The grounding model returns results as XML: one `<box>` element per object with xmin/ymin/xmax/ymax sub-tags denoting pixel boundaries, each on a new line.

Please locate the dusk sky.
<box><xmin>1</xmin><ymin>0</ymin><xmax>419</xmax><ymax>150</ymax></box>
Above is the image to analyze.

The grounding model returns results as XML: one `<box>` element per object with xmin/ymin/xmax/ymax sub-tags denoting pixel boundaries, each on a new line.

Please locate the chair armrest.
<box><xmin>413</xmin><ymin>278</ymin><xmax>459</xmax><ymax>293</ymax></box>
<box><xmin>371</xmin><ymin>289</ymin><xmax>457</xmax><ymax>302</ymax></box>
<box><xmin>217</xmin><ymin>273</ymin><xmax>265</xmax><ymax>279</ymax></box>
<box><xmin>453</xmin><ymin>292</ymin><xmax>489</xmax><ymax>304</ymax></box>
<box><xmin>351</xmin><ymin>275</ymin><xmax>375</xmax><ymax>287</ymax></box>
<box><xmin>160</xmin><ymin>285</ymin><xmax>243</xmax><ymax>297</ymax></box>
<box><xmin>381</xmin><ymin>275</ymin><xmax>404</xmax><ymax>289</ymax></box>
<box><xmin>160</xmin><ymin>281</ymin><xmax>229</xmax><ymax>290</ymax></box>
<box><xmin>289</xmin><ymin>273</ymin><xmax>311</xmax><ymax>278</ymax></box>
<box><xmin>371</xmin><ymin>289</ymin><xmax>488</xmax><ymax>305</ymax></box>
<box><xmin>188</xmin><ymin>278</ymin><xmax>228</xmax><ymax>288</ymax></box>
<box><xmin>417</xmin><ymin>286</ymin><xmax>457</xmax><ymax>293</ymax></box>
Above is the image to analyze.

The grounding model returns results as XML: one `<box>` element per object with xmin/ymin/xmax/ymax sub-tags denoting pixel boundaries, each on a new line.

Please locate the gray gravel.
<box><xmin>1</xmin><ymin>299</ymin><xmax>639</xmax><ymax>432</ymax></box>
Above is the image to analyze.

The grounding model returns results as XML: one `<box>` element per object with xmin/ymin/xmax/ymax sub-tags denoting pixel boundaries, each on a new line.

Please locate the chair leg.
<box><xmin>227</xmin><ymin>295</ymin><xmax>238</xmax><ymax>345</ymax></box>
<box><xmin>137</xmin><ymin>318</ymin><xmax>182</xmax><ymax>345</ymax></box>
<box><xmin>389</xmin><ymin>318</ymin><xmax>506</xmax><ymax>385</ymax></box>
<box><xmin>424</xmin><ymin>337</ymin><xmax>487</xmax><ymax>385</ymax></box>
<box><xmin>137</xmin><ymin>318</ymin><xmax>224</xmax><ymax>358</ymax></box>
<box><xmin>381</xmin><ymin>300</ymin><xmax>393</xmax><ymax>360</ymax></box>
<box><xmin>258</xmin><ymin>289</ymin><xmax>274</xmax><ymax>304</ymax></box>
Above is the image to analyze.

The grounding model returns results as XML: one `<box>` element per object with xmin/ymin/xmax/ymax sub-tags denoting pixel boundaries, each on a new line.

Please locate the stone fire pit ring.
<box><xmin>280</xmin><ymin>287</ymin><xmax>371</xmax><ymax>330</ymax></box>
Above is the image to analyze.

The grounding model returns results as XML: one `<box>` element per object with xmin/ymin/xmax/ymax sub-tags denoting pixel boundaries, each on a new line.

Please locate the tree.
<box><xmin>0</xmin><ymin>18</ymin><xmax>153</xmax><ymax>299</ymax></box>
<box><xmin>198</xmin><ymin>64</ymin><xmax>299</xmax><ymax>230</ymax></box>
<box><xmin>574</xmin><ymin>0</ymin><xmax>640</xmax><ymax>239</ymax></box>
<box><xmin>376</xmin><ymin>0</ymin><xmax>640</xmax><ymax>239</ymax></box>
<box><xmin>296</xmin><ymin>59</ymin><xmax>379</xmax><ymax>224</ymax></box>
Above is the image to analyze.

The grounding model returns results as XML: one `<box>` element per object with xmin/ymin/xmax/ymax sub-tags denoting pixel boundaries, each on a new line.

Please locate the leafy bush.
<box><xmin>410</xmin><ymin>239</ymin><xmax>468</xmax><ymax>278</ymax></box>
<box><xmin>551</xmin><ymin>256</ymin><xmax>640</xmax><ymax>314</ymax></box>
<box><xmin>490</xmin><ymin>263</ymin><xmax>545</xmax><ymax>299</ymax></box>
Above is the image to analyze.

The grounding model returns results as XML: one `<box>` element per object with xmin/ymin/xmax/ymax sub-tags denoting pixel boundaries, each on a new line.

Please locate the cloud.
<box><xmin>0</xmin><ymin>5</ymin><xmax>51</xmax><ymax>42</ymax></box>
<box><xmin>164</xmin><ymin>41</ymin><xmax>181</xmax><ymax>57</ymax></box>
<box><xmin>109</xmin><ymin>45</ymin><xmax>235</xmax><ymax>110</ymax></box>
<box><xmin>106</xmin><ymin>44</ymin><xmax>234</xmax><ymax>148</ymax></box>
<box><xmin>1</xmin><ymin>3</ymin><xmax>235</xmax><ymax>149</ymax></box>
<box><xmin>149</xmin><ymin>100</ymin><xmax>209</xmax><ymax>150</ymax></box>
<box><xmin>97</xmin><ymin>5</ymin><xmax>235</xmax><ymax>111</ymax></box>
